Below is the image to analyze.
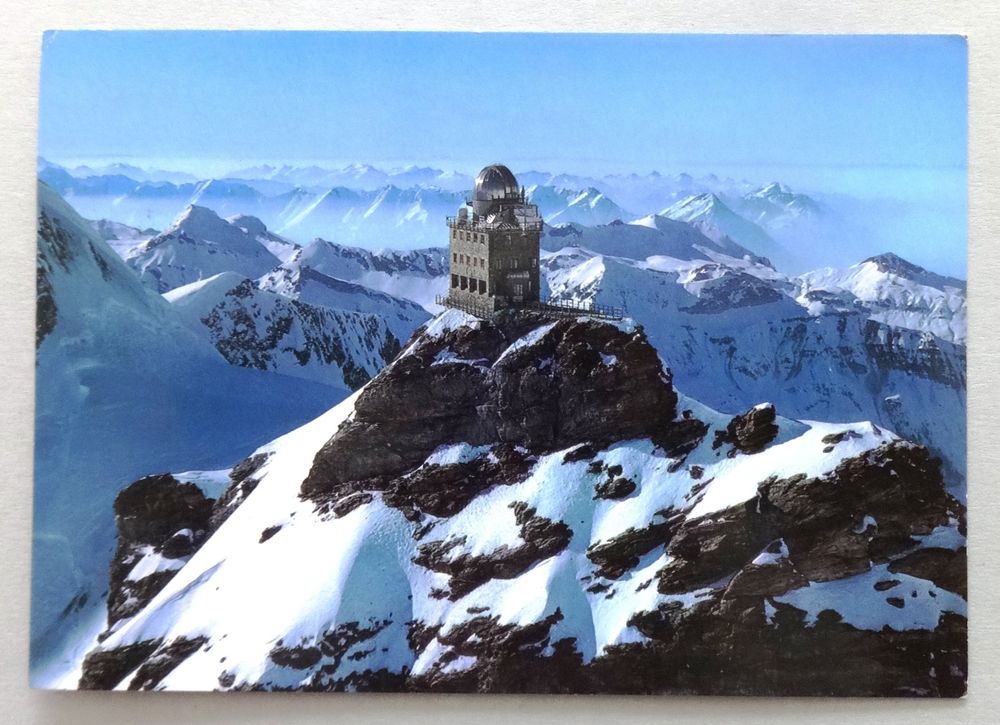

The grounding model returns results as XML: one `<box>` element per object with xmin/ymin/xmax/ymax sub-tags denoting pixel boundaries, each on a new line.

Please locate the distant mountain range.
<box><xmin>39</xmin><ymin>157</ymin><xmax>841</xmax><ymax>269</ymax></box>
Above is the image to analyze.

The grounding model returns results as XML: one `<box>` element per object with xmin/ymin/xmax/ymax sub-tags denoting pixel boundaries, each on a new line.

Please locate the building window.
<box><xmin>451</xmin><ymin>274</ymin><xmax>458</xmax><ymax>288</ymax></box>
<box><xmin>514</xmin><ymin>258</ymin><xmax>519</xmax><ymax>269</ymax></box>
<box><xmin>514</xmin><ymin>283</ymin><xmax>523</xmax><ymax>296</ymax></box>
<box><xmin>452</xmin><ymin>252</ymin><xmax>457</xmax><ymax>263</ymax></box>
<box><xmin>479</xmin><ymin>279</ymin><xmax>486</xmax><ymax>294</ymax></box>
<box><xmin>460</xmin><ymin>276</ymin><xmax>468</xmax><ymax>290</ymax></box>
<box><xmin>532</xmin><ymin>258</ymin><xmax>537</xmax><ymax>268</ymax></box>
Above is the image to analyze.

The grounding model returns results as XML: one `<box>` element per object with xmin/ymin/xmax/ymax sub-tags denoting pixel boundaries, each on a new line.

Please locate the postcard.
<box><xmin>31</xmin><ymin>31</ymin><xmax>967</xmax><ymax>695</ymax></box>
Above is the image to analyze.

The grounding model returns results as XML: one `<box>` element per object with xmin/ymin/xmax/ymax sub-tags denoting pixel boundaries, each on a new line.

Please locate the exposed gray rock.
<box><xmin>302</xmin><ymin>314</ymin><xmax>678</xmax><ymax>501</ymax></box>
<box><xmin>106</xmin><ymin>475</ymin><xmax>213</xmax><ymax>627</ymax></box>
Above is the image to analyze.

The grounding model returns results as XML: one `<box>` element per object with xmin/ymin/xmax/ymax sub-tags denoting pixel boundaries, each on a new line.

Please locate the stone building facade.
<box><xmin>445</xmin><ymin>164</ymin><xmax>542</xmax><ymax>312</ymax></box>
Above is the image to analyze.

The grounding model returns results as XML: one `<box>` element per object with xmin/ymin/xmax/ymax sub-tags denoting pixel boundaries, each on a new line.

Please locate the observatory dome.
<box><xmin>473</xmin><ymin>164</ymin><xmax>520</xmax><ymax>213</ymax></box>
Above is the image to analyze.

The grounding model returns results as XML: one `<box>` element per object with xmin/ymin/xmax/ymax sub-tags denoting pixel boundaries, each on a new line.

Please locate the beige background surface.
<box><xmin>2</xmin><ymin>2</ymin><xmax>997</xmax><ymax>722</ymax></box>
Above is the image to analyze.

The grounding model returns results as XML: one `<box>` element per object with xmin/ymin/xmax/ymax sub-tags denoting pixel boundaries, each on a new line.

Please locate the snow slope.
<box><xmin>125</xmin><ymin>205</ymin><xmax>282</xmax><ymax>292</ymax></box>
<box><xmin>88</xmin><ymin>218</ymin><xmax>157</xmax><ymax>257</ymax></box>
<box><xmin>165</xmin><ymin>272</ymin><xmax>405</xmax><ymax>390</ymax></box>
<box><xmin>526</xmin><ymin>185</ymin><xmax>631</xmax><ymax>226</ymax></box>
<box><xmin>541</xmin><ymin>247</ymin><xmax>966</xmax><ymax>486</ymax></box>
<box><xmin>257</xmin><ymin>260</ymin><xmax>431</xmax><ymax>345</ymax></box>
<box><xmin>543</xmin><ymin>215</ymin><xmax>765</xmax><ymax>265</ymax></box>
<box><xmin>32</xmin><ymin>182</ymin><xmax>350</xmax><ymax>685</ymax></box>
<box><xmin>291</xmin><ymin>239</ymin><xmax>448</xmax><ymax>311</ymax></box>
<box><xmin>80</xmin><ymin>311</ymin><xmax>966</xmax><ymax>693</ymax></box>
<box><xmin>662</xmin><ymin>193</ymin><xmax>790</xmax><ymax>267</ymax></box>
<box><xmin>796</xmin><ymin>253</ymin><xmax>967</xmax><ymax>344</ymax></box>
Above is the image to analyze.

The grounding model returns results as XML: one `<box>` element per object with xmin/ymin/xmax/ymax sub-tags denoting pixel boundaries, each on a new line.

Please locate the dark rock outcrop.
<box><xmin>587</xmin><ymin>516</ymin><xmax>677</xmax><ymax>579</ymax></box>
<box><xmin>658</xmin><ymin>440</ymin><xmax>960</xmax><ymax>594</ymax></box>
<box><xmin>106</xmin><ymin>475</ymin><xmax>213</xmax><ymax>627</ymax></box>
<box><xmin>408</xmin><ymin>609</ymin><xmax>588</xmax><ymax>694</ymax></box>
<box><xmin>594</xmin><ymin>476</ymin><xmax>636</xmax><ymax>500</ymax></box>
<box><xmin>82</xmin><ymin>309</ymin><xmax>967</xmax><ymax>696</ymax></box>
<box><xmin>209</xmin><ymin>452</ymin><xmax>271</xmax><ymax>532</ymax></box>
<box><xmin>127</xmin><ymin>636</ymin><xmax>209</xmax><ymax>691</ymax></box>
<box><xmin>413</xmin><ymin>502</ymin><xmax>572</xmax><ymax>600</ymax></box>
<box><xmin>889</xmin><ymin>547</ymin><xmax>967</xmax><ymax>599</ymax></box>
<box><xmin>713</xmin><ymin>403</ymin><xmax>779</xmax><ymax>455</ymax></box>
<box><xmin>301</xmin><ymin>314</ymin><xmax>678</xmax><ymax>508</ymax></box>
<box><xmin>36</xmin><ymin>210</ymin><xmax>76</xmax><ymax>347</ymax></box>
<box><xmin>79</xmin><ymin>640</ymin><xmax>162</xmax><ymax>690</ymax></box>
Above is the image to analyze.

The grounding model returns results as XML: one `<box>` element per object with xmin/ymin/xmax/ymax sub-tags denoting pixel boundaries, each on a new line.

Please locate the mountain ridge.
<box><xmin>76</xmin><ymin>309</ymin><xmax>967</xmax><ymax>695</ymax></box>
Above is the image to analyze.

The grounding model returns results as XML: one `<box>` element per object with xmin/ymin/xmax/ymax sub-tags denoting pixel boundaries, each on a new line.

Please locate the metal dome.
<box><xmin>473</xmin><ymin>164</ymin><xmax>520</xmax><ymax>205</ymax></box>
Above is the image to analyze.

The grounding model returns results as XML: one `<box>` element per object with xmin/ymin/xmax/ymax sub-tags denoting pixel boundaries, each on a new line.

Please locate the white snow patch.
<box><xmin>173</xmin><ymin>469</ymin><xmax>232</xmax><ymax>500</ymax></box>
<box><xmin>915</xmin><ymin>520</ymin><xmax>965</xmax><ymax>551</ymax></box>
<box><xmin>751</xmin><ymin>539</ymin><xmax>789</xmax><ymax>566</ymax></box>
<box><xmin>423</xmin><ymin>443</ymin><xmax>491</xmax><ymax>467</ymax></box>
<box><xmin>688</xmin><ymin>420</ymin><xmax>893</xmax><ymax>520</ymax></box>
<box><xmin>853</xmin><ymin>515</ymin><xmax>878</xmax><ymax>534</ymax></box>
<box><xmin>493</xmin><ymin>323</ymin><xmax>559</xmax><ymax>365</ymax></box>
<box><xmin>125</xmin><ymin>546</ymin><xmax>188</xmax><ymax>582</ymax></box>
<box><xmin>775</xmin><ymin>564</ymin><xmax>966</xmax><ymax>631</ymax></box>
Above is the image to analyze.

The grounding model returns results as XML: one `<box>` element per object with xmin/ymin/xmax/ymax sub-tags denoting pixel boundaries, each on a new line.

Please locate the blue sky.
<box><xmin>39</xmin><ymin>32</ymin><xmax>966</xmax><ymax>176</ymax></box>
<box><xmin>38</xmin><ymin>32</ymin><xmax>967</xmax><ymax>273</ymax></box>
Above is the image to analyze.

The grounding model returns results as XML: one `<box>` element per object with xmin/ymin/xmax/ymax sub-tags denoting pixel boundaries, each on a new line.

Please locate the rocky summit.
<box><xmin>301</xmin><ymin>310</ymin><xmax>678</xmax><ymax>501</ymax></box>
<box><xmin>78</xmin><ymin>309</ymin><xmax>966</xmax><ymax>695</ymax></box>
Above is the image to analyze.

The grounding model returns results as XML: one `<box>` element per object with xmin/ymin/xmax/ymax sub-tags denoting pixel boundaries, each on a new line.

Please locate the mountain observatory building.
<box><xmin>444</xmin><ymin>164</ymin><xmax>542</xmax><ymax>313</ymax></box>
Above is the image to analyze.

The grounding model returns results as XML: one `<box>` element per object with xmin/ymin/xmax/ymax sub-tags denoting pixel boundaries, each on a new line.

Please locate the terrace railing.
<box><xmin>446</xmin><ymin>216</ymin><xmax>545</xmax><ymax>233</ymax></box>
<box><xmin>436</xmin><ymin>294</ymin><xmax>625</xmax><ymax>322</ymax></box>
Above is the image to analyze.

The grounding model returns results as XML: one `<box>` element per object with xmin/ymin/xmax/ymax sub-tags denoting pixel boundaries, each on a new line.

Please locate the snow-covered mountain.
<box><xmin>88</xmin><ymin>218</ymin><xmax>157</xmax><ymax>257</ymax></box>
<box><xmin>540</xmin><ymin>246</ymin><xmax>965</xmax><ymax>487</ymax></box>
<box><xmin>795</xmin><ymin>253</ymin><xmax>967</xmax><ymax>344</ymax></box>
<box><xmin>32</xmin><ymin>182</ymin><xmax>350</xmax><ymax>686</ymax></box>
<box><xmin>226</xmin><ymin>213</ymin><xmax>300</xmax><ymax>262</ymax></box>
<box><xmin>270</xmin><ymin>215</ymin><xmax>965</xmax><ymax>486</ymax></box>
<box><xmin>165</xmin><ymin>273</ymin><xmax>407</xmax><ymax>390</ymax></box>
<box><xmin>662</xmin><ymin>193</ymin><xmax>789</xmax><ymax>267</ymax></box>
<box><xmin>224</xmin><ymin>163</ymin><xmax>474</xmax><ymax>193</ymax></box>
<box><xmin>39</xmin><ymin>162</ymin><xmax>643</xmax><ymax>252</ymax></box>
<box><xmin>290</xmin><ymin>239</ymin><xmax>448</xmax><ymax>311</ymax></box>
<box><xmin>526</xmin><ymin>185</ymin><xmax>631</xmax><ymax>226</ymax></box>
<box><xmin>543</xmin><ymin>216</ymin><xmax>766</xmax><ymax>266</ymax></box>
<box><xmin>37</xmin><ymin>158</ymin><xmax>965</xmax><ymax>278</ymax></box>
<box><xmin>275</xmin><ymin>185</ymin><xmax>465</xmax><ymax>247</ymax></box>
<box><xmin>38</xmin><ymin>157</ymin><xmax>198</xmax><ymax>185</ymax></box>
<box><xmin>736</xmin><ymin>182</ymin><xmax>823</xmax><ymax>231</ymax></box>
<box><xmin>124</xmin><ymin>206</ymin><xmax>283</xmax><ymax>293</ymax></box>
<box><xmin>76</xmin><ymin>310</ymin><xmax>967</xmax><ymax>695</ymax></box>
<box><xmin>257</xmin><ymin>260</ymin><xmax>431</xmax><ymax>346</ymax></box>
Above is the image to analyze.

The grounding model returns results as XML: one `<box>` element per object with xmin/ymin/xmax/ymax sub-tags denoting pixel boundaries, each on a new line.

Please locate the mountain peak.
<box><xmin>863</xmin><ymin>252</ymin><xmax>926</xmax><ymax>277</ymax></box>
<box><xmin>664</xmin><ymin>192</ymin><xmax>729</xmax><ymax>220</ymax></box>
<box><xmin>226</xmin><ymin>213</ymin><xmax>268</xmax><ymax>237</ymax></box>
<box><xmin>170</xmin><ymin>204</ymin><xmax>228</xmax><ymax>234</ymax></box>
<box><xmin>301</xmin><ymin>311</ymin><xmax>671</xmax><ymax>497</ymax></box>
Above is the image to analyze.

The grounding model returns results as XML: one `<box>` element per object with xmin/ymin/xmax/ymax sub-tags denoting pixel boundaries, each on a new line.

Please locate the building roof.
<box><xmin>473</xmin><ymin>164</ymin><xmax>519</xmax><ymax>204</ymax></box>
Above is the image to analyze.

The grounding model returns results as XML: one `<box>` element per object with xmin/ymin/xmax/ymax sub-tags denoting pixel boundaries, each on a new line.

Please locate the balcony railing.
<box><xmin>447</xmin><ymin>216</ymin><xmax>544</xmax><ymax>233</ymax></box>
<box><xmin>436</xmin><ymin>294</ymin><xmax>625</xmax><ymax>322</ymax></box>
